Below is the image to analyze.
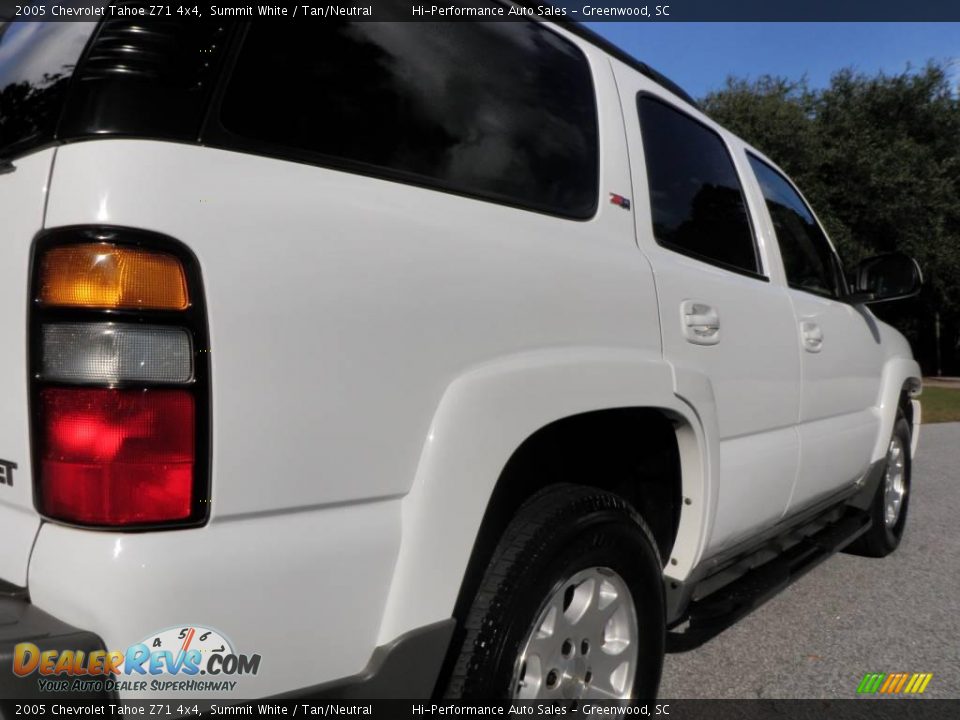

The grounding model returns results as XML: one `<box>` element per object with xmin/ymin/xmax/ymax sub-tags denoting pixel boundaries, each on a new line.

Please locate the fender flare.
<box><xmin>872</xmin><ymin>357</ymin><xmax>922</xmax><ymax>463</ymax></box>
<box><xmin>375</xmin><ymin>347</ymin><xmax>712</xmax><ymax>643</ymax></box>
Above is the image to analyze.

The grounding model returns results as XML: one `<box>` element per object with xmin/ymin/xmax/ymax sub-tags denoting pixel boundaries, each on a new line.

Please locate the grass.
<box><xmin>919</xmin><ymin>386</ymin><xmax>960</xmax><ymax>424</ymax></box>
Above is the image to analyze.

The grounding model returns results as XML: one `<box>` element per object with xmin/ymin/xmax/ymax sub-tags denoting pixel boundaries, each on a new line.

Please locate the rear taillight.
<box><xmin>30</xmin><ymin>227</ymin><xmax>210</xmax><ymax>529</ymax></box>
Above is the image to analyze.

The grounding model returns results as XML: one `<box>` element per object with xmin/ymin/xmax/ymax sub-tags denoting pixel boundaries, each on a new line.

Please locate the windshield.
<box><xmin>0</xmin><ymin>20</ymin><xmax>97</xmax><ymax>158</ymax></box>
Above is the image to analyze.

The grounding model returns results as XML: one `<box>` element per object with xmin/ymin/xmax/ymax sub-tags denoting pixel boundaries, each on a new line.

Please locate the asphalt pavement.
<box><xmin>658</xmin><ymin>422</ymin><xmax>960</xmax><ymax>699</ymax></box>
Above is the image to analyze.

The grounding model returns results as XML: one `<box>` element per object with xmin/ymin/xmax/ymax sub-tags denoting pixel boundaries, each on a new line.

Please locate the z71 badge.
<box><xmin>0</xmin><ymin>458</ymin><xmax>16</xmax><ymax>486</ymax></box>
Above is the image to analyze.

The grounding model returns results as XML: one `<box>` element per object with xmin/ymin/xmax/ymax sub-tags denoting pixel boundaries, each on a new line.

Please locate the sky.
<box><xmin>587</xmin><ymin>22</ymin><xmax>960</xmax><ymax>100</ymax></box>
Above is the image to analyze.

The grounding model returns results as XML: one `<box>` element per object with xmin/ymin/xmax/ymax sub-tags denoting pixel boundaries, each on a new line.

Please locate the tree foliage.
<box><xmin>702</xmin><ymin>64</ymin><xmax>960</xmax><ymax>374</ymax></box>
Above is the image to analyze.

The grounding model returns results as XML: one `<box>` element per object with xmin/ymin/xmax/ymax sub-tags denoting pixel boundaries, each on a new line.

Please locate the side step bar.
<box><xmin>667</xmin><ymin>509</ymin><xmax>871</xmax><ymax>652</ymax></box>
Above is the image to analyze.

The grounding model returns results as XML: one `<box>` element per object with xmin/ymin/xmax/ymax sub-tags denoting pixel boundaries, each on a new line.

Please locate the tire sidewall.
<box><xmin>476</xmin><ymin>507</ymin><xmax>665</xmax><ymax>699</ymax></box>
<box><xmin>879</xmin><ymin>416</ymin><xmax>912</xmax><ymax>548</ymax></box>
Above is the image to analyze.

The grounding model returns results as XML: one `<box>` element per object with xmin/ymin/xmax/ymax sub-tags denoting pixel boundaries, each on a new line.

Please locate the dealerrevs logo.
<box><xmin>13</xmin><ymin>625</ymin><xmax>261</xmax><ymax>693</ymax></box>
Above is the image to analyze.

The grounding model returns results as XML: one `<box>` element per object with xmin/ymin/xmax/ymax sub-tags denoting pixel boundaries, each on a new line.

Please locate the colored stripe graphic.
<box><xmin>857</xmin><ymin>672</ymin><xmax>932</xmax><ymax>694</ymax></box>
<box><xmin>880</xmin><ymin>674</ymin><xmax>897</xmax><ymax>693</ymax></box>
<box><xmin>857</xmin><ymin>673</ymin><xmax>885</xmax><ymax>693</ymax></box>
<box><xmin>893</xmin><ymin>673</ymin><xmax>909</xmax><ymax>693</ymax></box>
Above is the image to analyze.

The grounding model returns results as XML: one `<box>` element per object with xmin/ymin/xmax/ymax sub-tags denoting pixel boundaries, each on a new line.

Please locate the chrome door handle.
<box><xmin>681</xmin><ymin>300</ymin><xmax>720</xmax><ymax>345</ymax></box>
<box><xmin>801</xmin><ymin>321</ymin><xmax>823</xmax><ymax>353</ymax></box>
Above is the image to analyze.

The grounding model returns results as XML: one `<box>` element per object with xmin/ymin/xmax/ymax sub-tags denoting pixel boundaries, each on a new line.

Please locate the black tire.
<box><xmin>444</xmin><ymin>484</ymin><xmax>665</xmax><ymax>700</ymax></box>
<box><xmin>846</xmin><ymin>413</ymin><xmax>912</xmax><ymax>557</ymax></box>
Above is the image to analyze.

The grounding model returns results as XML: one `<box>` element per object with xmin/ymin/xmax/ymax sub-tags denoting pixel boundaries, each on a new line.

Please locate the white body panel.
<box><xmin>29</xmin><ymin>502</ymin><xmax>400</xmax><ymax>698</ymax></box>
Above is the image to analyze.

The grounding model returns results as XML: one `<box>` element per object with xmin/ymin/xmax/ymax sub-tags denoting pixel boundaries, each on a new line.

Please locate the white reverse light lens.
<box><xmin>41</xmin><ymin>323</ymin><xmax>193</xmax><ymax>385</ymax></box>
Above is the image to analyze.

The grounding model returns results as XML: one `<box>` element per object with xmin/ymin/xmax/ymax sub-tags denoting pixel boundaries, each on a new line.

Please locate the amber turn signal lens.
<box><xmin>38</xmin><ymin>244</ymin><xmax>189</xmax><ymax>311</ymax></box>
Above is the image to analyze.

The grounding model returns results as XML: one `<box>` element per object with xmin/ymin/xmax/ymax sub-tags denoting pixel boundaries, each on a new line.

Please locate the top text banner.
<box><xmin>2</xmin><ymin>0</ymin><xmax>960</xmax><ymax>21</ymax></box>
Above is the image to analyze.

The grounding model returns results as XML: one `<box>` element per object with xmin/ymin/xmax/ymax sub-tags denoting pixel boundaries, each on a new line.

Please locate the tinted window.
<box><xmin>219</xmin><ymin>3</ymin><xmax>599</xmax><ymax>218</ymax></box>
<box><xmin>637</xmin><ymin>96</ymin><xmax>759</xmax><ymax>274</ymax></box>
<box><xmin>748</xmin><ymin>155</ymin><xmax>844</xmax><ymax>298</ymax></box>
<box><xmin>0</xmin><ymin>21</ymin><xmax>97</xmax><ymax>158</ymax></box>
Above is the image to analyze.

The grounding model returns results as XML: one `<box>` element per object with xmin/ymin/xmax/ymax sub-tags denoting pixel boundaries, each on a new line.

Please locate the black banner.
<box><xmin>3</xmin><ymin>700</ymin><xmax>960</xmax><ymax>720</ymax></box>
<box><xmin>2</xmin><ymin>0</ymin><xmax>960</xmax><ymax>22</ymax></box>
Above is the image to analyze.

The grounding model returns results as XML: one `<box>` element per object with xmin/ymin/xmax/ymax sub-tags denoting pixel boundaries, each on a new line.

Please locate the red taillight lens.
<box><xmin>38</xmin><ymin>388</ymin><xmax>195</xmax><ymax>526</ymax></box>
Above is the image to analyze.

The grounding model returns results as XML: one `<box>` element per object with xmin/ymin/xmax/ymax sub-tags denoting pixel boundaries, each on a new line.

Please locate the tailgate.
<box><xmin>0</xmin><ymin>148</ymin><xmax>54</xmax><ymax>585</ymax></box>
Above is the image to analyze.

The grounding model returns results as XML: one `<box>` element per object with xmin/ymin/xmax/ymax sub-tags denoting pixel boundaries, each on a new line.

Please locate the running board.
<box><xmin>666</xmin><ymin>509</ymin><xmax>871</xmax><ymax>652</ymax></box>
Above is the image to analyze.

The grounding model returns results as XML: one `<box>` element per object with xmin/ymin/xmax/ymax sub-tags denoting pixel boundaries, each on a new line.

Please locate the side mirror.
<box><xmin>847</xmin><ymin>253</ymin><xmax>922</xmax><ymax>304</ymax></box>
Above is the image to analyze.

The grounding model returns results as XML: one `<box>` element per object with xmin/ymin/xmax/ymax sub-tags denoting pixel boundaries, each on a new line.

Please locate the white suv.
<box><xmin>0</xmin><ymin>5</ymin><xmax>922</xmax><ymax>701</ymax></box>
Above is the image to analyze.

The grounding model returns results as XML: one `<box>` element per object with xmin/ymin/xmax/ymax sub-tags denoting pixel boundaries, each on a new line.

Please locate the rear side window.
<box><xmin>747</xmin><ymin>155</ymin><xmax>844</xmax><ymax>298</ymax></box>
<box><xmin>219</xmin><ymin>5</ymin><xmax>599</xmax><ymax>218</ymax></box>
<box><xmin>637</xmin><ymin>96</ymin><xmax>760</xmax><ymax>275</ymax></box>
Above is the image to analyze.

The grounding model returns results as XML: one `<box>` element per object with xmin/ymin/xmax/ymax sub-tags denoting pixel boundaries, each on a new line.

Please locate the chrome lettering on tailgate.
<box><xmin>0</xmin><ymin>458</ymin><xmax>17</xmax><ymax>486</ymax></box>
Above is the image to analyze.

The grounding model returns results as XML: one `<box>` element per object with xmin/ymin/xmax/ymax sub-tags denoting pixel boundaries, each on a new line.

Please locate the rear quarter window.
<box><xmin>217</xmin><ymin>4</ymin><xmax>599</xmax><ymax>218</ymax></box>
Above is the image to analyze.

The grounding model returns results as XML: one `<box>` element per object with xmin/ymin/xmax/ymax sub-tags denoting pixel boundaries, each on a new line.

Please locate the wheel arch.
<box><xmin>872</xmin><ymin>356</ymin><xmax>922</xmax><ymax>463</ymax></box>
<box><xmin>375</xmin><ymin>348</ymin><xmax>710</xmax><ymax>647</ymax></box>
